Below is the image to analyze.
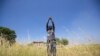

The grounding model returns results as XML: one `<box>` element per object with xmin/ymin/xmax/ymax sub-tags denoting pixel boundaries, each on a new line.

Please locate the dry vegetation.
<box><xmin>0</xmin><ymin>43</ymin><xmax>100</xmax><ymax>56</ymax></box>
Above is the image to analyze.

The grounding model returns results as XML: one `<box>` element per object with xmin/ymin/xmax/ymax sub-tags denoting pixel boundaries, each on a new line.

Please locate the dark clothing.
<box><xmin>47</xmin><ymin>33</ymin><xmax>55</xmax><ymax>43</ymax></box>
<box><xmin>47</xmin><ymin>35</ymin><xmax>56</xmax><ymax>56</ymax></box>
<box><xmin>46</xmin><ymin>18</ymin><xmax>56</xmax><ymax>56</ymax></box>
<box><xmin>46</xmin><ymin>18</ymin><xmax>55</xmax><ymax>32</ymax></box>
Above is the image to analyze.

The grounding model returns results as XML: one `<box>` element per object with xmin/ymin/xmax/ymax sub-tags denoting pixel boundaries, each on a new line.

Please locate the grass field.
<box><xmin>0</xmin><ymin>44</ymin><xmax>100</xmax><ymax>56</ymax></box>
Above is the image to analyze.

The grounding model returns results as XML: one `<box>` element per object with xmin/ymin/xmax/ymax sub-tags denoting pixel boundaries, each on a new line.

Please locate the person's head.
<box><xmin>48</xmin><ymin>26</ymin><xmax>53</xmax><ymax>30</ymax></box>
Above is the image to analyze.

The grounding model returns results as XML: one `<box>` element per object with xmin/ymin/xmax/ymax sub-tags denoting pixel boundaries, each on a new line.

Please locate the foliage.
<box><xmin>61</xmin><ymin>38</ymin><xmax>68</xmax><ymax>45</ymax></box>
<box><xmin>56</xmin><ymin>37</ymin><xmax>68</xmax><ymax>45</ymax></box>
<box><xmin>0</xmin><ymin>26</ymin><xmax>16</xmax><ymax>45</ymax></box>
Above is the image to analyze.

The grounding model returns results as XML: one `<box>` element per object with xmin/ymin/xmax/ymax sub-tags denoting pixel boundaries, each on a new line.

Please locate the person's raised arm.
<box><xmin>50</xmin><ymin>18</ymin><xmax>55</xmax><ymax>32</ymax></box>
<box><xmin>46</xmin><ymin>18</ymin><xmax>50</xmax><ymax>31</ymax></box>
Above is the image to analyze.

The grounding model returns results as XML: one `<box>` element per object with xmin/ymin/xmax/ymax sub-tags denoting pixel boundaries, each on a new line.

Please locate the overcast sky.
<box><xmin>0</xmin><ymin>0</ymin><xmax>100</xmax><ymax>45</ymax></box>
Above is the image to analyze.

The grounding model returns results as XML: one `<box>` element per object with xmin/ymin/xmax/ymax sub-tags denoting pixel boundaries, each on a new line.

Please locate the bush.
<box><xmin>56</xmin><ymin>37</ymin><xmax>68</xmax><ymax>45</ymax></box>
<box><xmin>61</xmin><ymin>38</ymin><xmax>68</xmax><ymax>45</ymax></box>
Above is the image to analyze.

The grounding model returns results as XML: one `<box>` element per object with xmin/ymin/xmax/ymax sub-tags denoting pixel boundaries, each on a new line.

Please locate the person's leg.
<box><xmin>53</xmin><ymin>42</ymin><xmax>56</xmax><ymax>56</ymax></box>
<box><xmin>47</xmin><ymin>43</ymin><xmax>51</xmax><ymax>56</ymax></box>
<box><xmin>53</xmin><ymin>47</ymin><xmax>56</xmax><ymax>56</ymax></box>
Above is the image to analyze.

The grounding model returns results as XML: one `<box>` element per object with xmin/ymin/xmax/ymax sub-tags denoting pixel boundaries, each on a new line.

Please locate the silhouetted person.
<box><xmin>46</xmin><ymin>17</ymin><xmax>56</xmax><ymax>56</ymax></box>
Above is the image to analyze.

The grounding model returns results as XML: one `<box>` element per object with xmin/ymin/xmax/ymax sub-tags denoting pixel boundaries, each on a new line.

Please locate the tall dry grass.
<box><xmin>0</xmin><ymin>43</ymin><xmax>100</xmax><ymax>56</ymax></box>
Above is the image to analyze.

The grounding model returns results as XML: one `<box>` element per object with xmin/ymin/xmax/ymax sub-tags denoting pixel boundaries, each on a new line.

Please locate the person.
<box><xmin>46</xmin><ymin>17</ymin><xmax>56</xmax><ymax>56</ymax></box>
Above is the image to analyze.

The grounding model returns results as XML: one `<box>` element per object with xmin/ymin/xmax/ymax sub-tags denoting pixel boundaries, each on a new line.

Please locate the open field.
<box><xmin>0</xmin><ymin>44</ymin><xmax>100</xmax><ymax>56</ymax></box>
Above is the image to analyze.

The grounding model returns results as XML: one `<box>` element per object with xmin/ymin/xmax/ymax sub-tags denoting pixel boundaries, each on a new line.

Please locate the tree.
<box><xmin>0</xmin><ymin>26</ymin><xmax>16</xmax><ymax>45</ymax></box>
<box><xmin>61</xmin><ymin>38</ymin><xmax>68</xmax><ymax>45</ymax></box>
<box><xmin>55</xmin><ymin>37</ymin><xmax>69</xmax><ymax>45</ymax></box>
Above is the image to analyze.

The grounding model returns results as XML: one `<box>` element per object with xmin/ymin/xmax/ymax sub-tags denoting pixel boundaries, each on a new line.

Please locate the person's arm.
<box><xmin>52</xmin><ymin>20</ymin><xmax>55</xmax><ymax>32</ymax></box>
<box><xmin>46</xmin><ymin>19</ymin><xmax>50</xmax><ymax>31</ymax></box>
<box><xmin>50</xmin><ymin>18</ymin><xmax>55</xmax><ymax>32</ymax></box>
